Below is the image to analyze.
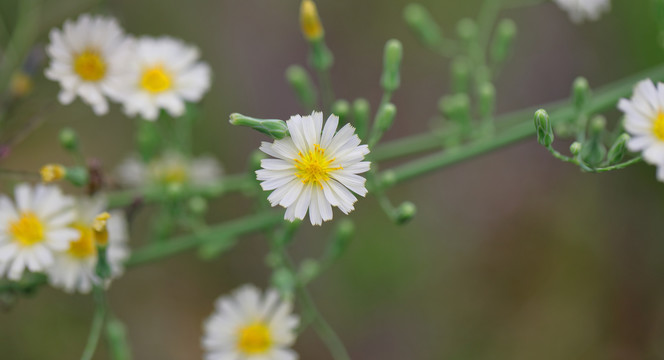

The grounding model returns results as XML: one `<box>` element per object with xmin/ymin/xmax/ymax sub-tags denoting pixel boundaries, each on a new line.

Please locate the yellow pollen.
<box><xmin>141</xmin><ymin>66</ymin><xmax>172</xmax><ymax>93</ymax></box>
<box><xmin>10</xmin><ymin>212</ymin><xmax>45</xmax><ymax>246</ymax></box>
<box><xmin>40</xmin><ymin>164</ymin><xmax>66</xmax><ymax>183</ymax></box>
<box><xmin>653</xmin><ymin>112</ymin><xmax>664</xmax><ymax>141</ymax></box>
<box><xmin>162</xmin><ymin>166</ymin><xmax>189</xmax><ymax>185</ymax></box>
<box><xmin>237</xmin><ymin>322</ymin><xmax>272</xmax><ymax>354</ymax></box>
<box><xmin>92</xmin><ymin>212</ymin><xmax>111</xmax><ymax>246</ymax></box>
<box><xmin>294</xmin><ymin>144</ymin><xmax>341</xmax><ymax>187</ymax></box>
<box><xmin>68</xmin><ymin>223</ymin><xmax>96</xmax><ymax>258</ymax></box>
<box><xmin>74</xmin><ymin>50</ymin><xmax>106</xmax><ymax>81</ymax></box>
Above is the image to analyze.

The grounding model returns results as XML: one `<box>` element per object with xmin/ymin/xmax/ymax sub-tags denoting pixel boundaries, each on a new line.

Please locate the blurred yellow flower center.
<box><xmin>160</xmin><ymin>165</ymin><xmax>189</xmax><ymax>184</ymax></box>
<box><xmin>74</xmin><ymin>50</ymin><xmax>106</xmax><ymax>81</ymax></box>
<box><xmin>10</xmin><ymin>212</ymin><xmax>44</xmax><ymax>246</ymax></box>
<box><xmin>238</xmin><ymin>322</ymin><xmax>271</xmax><ymax>354</ymax></box>
<box><xmin>68</xmin><ymin>223</ymin><xmax>96</xmax><ymax>258</ymax></box>
<box><xmin>295</xmin><ymin>144</ymin><xmax>341</xmax><ymax>187</ymax></box>
<box><xmin>141</xmin><ymin>66</ymin><xmax>172</xmax><ymax>93</ymax></box>
<box><xmin>653</xmin><ymin>112</ymin><xmax>664</xmax><ymax>141</ymax></box>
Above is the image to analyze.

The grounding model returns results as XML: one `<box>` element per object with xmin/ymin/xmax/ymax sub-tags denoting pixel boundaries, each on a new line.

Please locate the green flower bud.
<box><xmin>490</xmin><ymin>19</ymin><xmax>517</xmax><ymax>64</ymax></box>
<box><xmin>106</xmin><ymin>318</ymin><xmax>131</xmax><ymax>360</ymax></box>
<box><xmin>331</xmin><ymin>99</ymin><xmax>350</xmax><ymax>123</ymax></box>
<box><xmin>451</xmin><ymin>58</ymin><xmax>470</xmax><ymax>94</ymax></box>
<box><xmin>285</xmin><ymin>65</ymin><xmax>317</xmax><ymax>110</ymax></box>
<box><xmin>478</xmin><ymin>82</ymin><xmax>496</xmax><ymax>119</ymax></box>
<box><xmin>352</xmin><ymin>98</ymin><xmax>370</xmax><ymax>140</ymax></box>
<box><xmin>229</xmin><ymin>113</ymin><xmax>289</xmax><ymax>139</ymax></box>
<box><xmin>403</xmin><ymin>3</ymin><xmax>443</xmax><ymax>48</ymax></box>
<box><xmin>380</xmin><ymin>169</ymin><xmax>397</xmax><ymax>188</ymax></box>
<box><xmin>58</xmin><ymin>128</ymin><xmax>79</xmax><ymax>152</ymax></box>
<box><xmin>309</xmin><ymin>40</ymin><xmax>334</xmax><ymax>71</ymax></box>
<box><xmin>607</xmin><ymin>133</ymin><xmax>630</xmax><ymax>164</ymax></box>
<box><xmin>188</xmin><ymin>196</ymin><xmax>208</xmax><ymax>215</ymax></box>
<box><xmin>589</xmin><ymin>115</ymin><xmax>606</xmax><ymax>138</ymax></box>
<box><xmin>474</xmin><ymin>65</ymin><xmax>491</xmax><ymax>88</ymax></box>
<box><xmin>375</xmin><ymin>103</ymin><xmax>397</xmax><ymax>133</ymax></box>
<box><xmin>456</xmin><ymin>18</ymin><xmax>478</xmax><ymax>43</ymax></box>
<box><xmin>271</xmin><ymin>267</ymin><xmax>296</xmax><ymax>297</ymax></box>
<box><xmin>534</xmin><ymin>109</ymin><xmax>554</xmax><ymax>147</ymax></box>
<box><xmin>581</xmin><ymin>141</ymin><xmax>606</xmax><ymax>167</ymax></box>
<box><xmin>166</xmin><ymin>182</ymin><xmax>185</xmax><ymax>198</ymax></box>
<box><xmin>572</xmin><ymin>77</ymin><xmax>591</xmax><ymax>112</ymax></box>
<box><xmin>381</xmin><ymin>39</ymin><xmax>403</xmax><ymax>93</ymax></box>
<box><xmin>570</xmin><ymin>141</ymin><xmax>582</xmax><ymax>156</ymax></box>
<box><xmin>395</xmin><ymin>201</ymin><xmax>416</xmax><ymax>225</ymax></box>
<box><xmin>298</xmin><ymin>259</ymin><xmax>321</xmax><ymax>284</ymax></box>
<box><xmin>64</xmin><ymin>166</ymin><xmax>89</xmax><ymax>187</ymax></box>
<box><xmin>440</xmin><ymin>94</ymin><xmax>471</xmax><ymax>131</ymax></box>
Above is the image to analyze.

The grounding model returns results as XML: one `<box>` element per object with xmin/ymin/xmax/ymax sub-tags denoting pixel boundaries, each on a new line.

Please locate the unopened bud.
<box><xmin>64</xmin><ymin>166</ymin><xmax>89</xmax><ymax>187</ymax></box>
<box><xmin>589</xmin><ymin>115</ymin><xmax>606</xmax><ymax>138</ymax></box>
<box><xmin>286</xmin><ymin>65</ymin><xmax>317</xmax><ymax>110</ymax></box>
<box><xmin>451</xmin><ymin>58</ymin><xmax>470</xmax><ymax>94</ymax></box>
<box><xmin>229</xmin><ymin>113</ymin><xmax>289</xmax><ymax>139</ymax></box>
<box><xmin>188</xmin><ymin>196</ymin><xmax>208</xmax><ymax>215</ymax></box>
<box><xmin>375</xmin><ymin>103</ymin><xmax>397</xmax><ymax>133</ymax></box>
<box><xmin>534</xmin><ymin>109</ymin><xmax>554</xmax><ymax>147</ymax></box>
<box><xmin>40</xmin><ymin>164</ymin><xmax>66</xmax><ymax>183</ymax></box>
<box><xmin>478</xmin><ymin>82</ymin><xmax>496</xmax><ymax>119</ymax></box>
<box><xmin>490</xmin><ymin>19</ymin><xmax>517</xmax><ymax>64</ymax></box>
<box><xmin>607</xmin><ymin>133</ymin><xmax>630</xmax><ymax>164</ymax></box>
<box><xmin>298</xmin><ymin>259</ymin><xmax>321</xmax><ymax>284</ymax></box>
<box><xmin>381</xmin><ymin>39</ymin><xmax>403</xmax><ymax>92</ymax></box>
<box><xmin>573</xmin><ymin>77</ymin><xmax>591</xmax><ymax>112</ymax></box>
<box><xmin>300</xmin><ymin>0</ymin><xmax>324</xmax><ymax>41</ymax></box>
<box><xmin>395</xmin><ymin>201</ymin><xmax>416</xmax><ymax>225</ymax></box>
<box><xmin>331</xmin><ymin>99</ymin><xmax>350</xmax><ymax>123</ymax></box>
<box><xmin>59</xmin><ymin>128</ymin><xmax>79</xmax><ymax>152</ymax></box>
<box><xmin>352</xmin><ymin>98</ymin><xmax>370</xmax><ymax>140</ymax></box>
<box><xmin>272</xmin><ymin>267</ymin><xmax>296</xmax><ymax>297</ymax></box>
<box><xmin>456</xmin><ymin>18</ymin><xmax>478</xmax><ymax>43</ymax></box>
<box><xmin>570</xmin><ymin>141</ymin><xmax>582</xmax><ymax>156</ymax></box>
<box><xmin>92</xmin><ymin>212</ymin><xmax>111</xmax><ymax>247</ymax></box>
<box><xmin>403</xmin><ymin>3</ymin><xmax>443</xmax><ymax>48</ymax></box>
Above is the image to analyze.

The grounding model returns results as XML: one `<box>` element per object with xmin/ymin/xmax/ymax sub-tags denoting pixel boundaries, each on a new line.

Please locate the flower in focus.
<box><xmin>202</xmin><ymin>285</ymin><xmax>299</xmax><ymax>360</ymax></box>
<box><xmin>115</xmin><ymin>150</ymin><xmax>222</xmax><ymax>188</ymax></box>
<box><xmin>619</xmin><ymin>79</ymin><xmax>664</xmax><ymax>181</ymax></box>
<box><xmin>116</xmin><ymin>36</ymin><xmax>211</xmax><ymax>120</ymax></box>
<box><xmin>45</xmin><ymin>14</ymin><xmax>134</xmax><ymax>115</ymax></box>
<box><xmin>553</xmin><ymin>0</ymin><xmax>610</xmax><ymax>23</ymax></box>
<box><xmin>0</xmin><ymin>184</ymin><xmax>79</xmax><ymax>280</ymax></box>
<box><xmin>256</xmin><ymin>112</ymin><xmax>370</xmax><ymax>225</ymax></box>
<box><xmin>47</xmin><ymin>196</ymin><xmax>129</xmax><ymax>293</ymax></box>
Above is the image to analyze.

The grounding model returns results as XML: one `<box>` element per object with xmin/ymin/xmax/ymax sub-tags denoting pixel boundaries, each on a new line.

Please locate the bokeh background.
<box><xmin>2</xmin><ymin>0</ymin><xmax>664</xmax><ymax>359</ymax></box>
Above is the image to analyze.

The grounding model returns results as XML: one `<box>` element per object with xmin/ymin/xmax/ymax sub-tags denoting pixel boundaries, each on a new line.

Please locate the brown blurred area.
<box><xmin>2</xmin><ymin>0</ymin><xmax>664</xmax><ymax>359</ymax></box>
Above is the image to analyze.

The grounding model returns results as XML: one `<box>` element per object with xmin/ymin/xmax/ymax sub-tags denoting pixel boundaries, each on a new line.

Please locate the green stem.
<box><xmin>80</xmin><ymin>287</ymin><xmax>107</xmax><ymax>360</ymax></box>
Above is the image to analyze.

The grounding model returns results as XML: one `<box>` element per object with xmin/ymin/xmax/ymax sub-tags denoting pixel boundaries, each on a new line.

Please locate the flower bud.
<box><xmin>229</xmin><ymin>113</ymin><xmax>289</xmax><ymax>139</ymax></box>
<box><xmin>59</xmin><ymin>128</ymin><xmax>79</xmax><ymax>152</ymax></box>
<box><xmin>64</xmin><ymin>166</ymin><xmax>89</xmax><ymax>187</ymax></box>
<box><xmin>395</xmin><ymin>201</ymin><xmax>416</xmax><ymax>225</ymax></box>
<box><xmin>490</xmin><ymin>19</ymin><xmax>517</xmax><ymax>64</ymax></box>
<box><xmin>456</xmin><ymin>18</ymin><xmax>478</xmax><ymax>43</ymax></box>
<box><xmin>352</xmin><ymin>98</ymin><xmax>370</xmax><ymax>140</ymax></box>
<box><xmin>300</xmin><ymin>0</ymin><xmax>324</xmax><ymax>41</ymax></box>
<box><xmin>381</xmin><ymin>39</ymin><xmax>403</xmax><ymax>93</ymax></box>
<box><xmin>478</xmin><ymin>82</ymin><xmax>496</xmax><ymax>119</ymax></box>
<box><xmin>375</xmin><ymin>103</ymin><xmax>397</xmax><ymax>133</ymax></box>
<box><xmin>572</xmin><ymin>77</ymin><xmax>591</xmax><ymax>112</ymax></box>
<box><xmin>440</xmin><ymin>94</ymin><xmax>471</xmax><ymax>130</ymax></box>
<box><xmin>10</xmin><ymin>71</ymin><xmax>32</xmax><ymax>98</ymax></box>
<box><xmin>40</xmin><ymin>164</ymin><xmax>66</xmax><ymax>183</ymax></box>
<box><xmin>92</xmin><ymin>212</ymin><xmax>111</xmax><ymax>247</ymax></box>
<box><xmin>589</xmin><ymin>115</ymin><xmax>606</xmax><ymax>138</ymax></box>
<box><xmin>106</xmin><ymin>318</ymin><xmax>131</xmax><ymax>360</ymax></box>
<box><xmin>380</xmin><ymin>169</ymin><xmax>397</xmax><ymax>188</ymax></box>
<box><xmin>534</xmin><ymin>109</ymin><xmax>554</xmax><ymax>147</ymax></box>
<box><xmin>331</xmin><ymin>99</ymin><xmax>350</xmax><ymax>123</ymax></box>
<box><xmin>451</xmin><ymin>58</ymin><xmax>470</xmax><ymax>94</ymax></box>
<box><xmin>188</xmin><ymin>196</ymin><xmax>208</xmax><ymax>215</ymax></box>
<box><xmin>607</xmin><ymin>133</ymin><xmax>630</xmax><ymax>164</ymax></box>
<box><xmin>570</xmin><ymin>141</ymin><xmax>582</xmax><ymax>156</ymax></box>
<box><xmin>298</xmin><ymin>259</ymin><xmax>320</xmax><ymax>284</ymax></box>
<box><xmin>271</xmin><ymin>267</ymin><xmax>296</xmax><ymax>297</ymax></box>
<box><xmin>285</xmin><ymin>65</ymin><xmax>317</xmax><ymax>110</ymax></box>
<box><xmin>403</xmin><ymin>3</ymin><xmax>443</xmax><ymax>48</ymax></box>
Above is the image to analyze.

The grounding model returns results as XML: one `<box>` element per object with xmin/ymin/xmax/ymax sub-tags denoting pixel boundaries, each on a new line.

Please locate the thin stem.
<box><xmin>477</xmin><ymin>0</ymin><xmax>503</xmax><ymax>50</ymax></box>
<box><xmin>587</xmin><ymin>156</ymin><xmax>643</xmax><ymax>173</ymax></box>
<box><xmin>317</xmin><ymin>68</ymin><xmax>335</xmax><ymax>112</ymax></box>
<box><xmin>80</xmin><ymin>287</ymin><xmax>107</xmax><ymax>360</ymax></box>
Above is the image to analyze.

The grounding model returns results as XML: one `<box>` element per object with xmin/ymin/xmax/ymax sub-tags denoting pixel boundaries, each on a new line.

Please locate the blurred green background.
<box><xmin>2</xmin><ymin>0</ymin><xmax>664</xmax><ymax>359</ymax></box>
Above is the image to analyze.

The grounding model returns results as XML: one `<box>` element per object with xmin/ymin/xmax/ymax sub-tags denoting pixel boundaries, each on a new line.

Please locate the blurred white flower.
<box><xmin>256</xmin><ymin>112</ymin><xmax>370</xmax><ymax>225</ymax></box>
<box><xmin>619</xmin><ymin>79</ymin><xmax>664</xmax><ymax>181</ymax></box>
<box><xmin>116</xmin><ymin>151</ymin><xmax>222</xmax><ymax>188</ymax></box>
<box><xmin>47</xmin><ymin>196</ymin><xmax>130</xmax><ymax>294</ymax></box>
<box><xmin>0</xmin><ymin>184</ymin><xmax>79</xmax><ymax>280</ymax></box>
<box><xmin>117</xmin><ymin>36</ymin><xmax>211</xmax><ymax>120</ymax></box>
<box><xmin>45</xmin><ymin>14</ymin><xmax>134</xmax><ymax>115</ymax></box>
<box><xmin>553</xmin><ymin>0</ymin><xmax>610</xmax><ymax>23</ymax></box>
<box><xmin>202</xmin><ymin>285</ymin><xmax>299</xmax><ymax>360</ymax></box>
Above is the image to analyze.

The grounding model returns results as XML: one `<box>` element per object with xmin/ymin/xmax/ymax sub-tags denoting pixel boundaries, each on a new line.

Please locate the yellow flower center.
<box><xmin>162</xmin><ymin>166</ymin><xmax>189</xmax><ymax>184</ymax></box>
<box><xmin>74</xmin><ymin>50</ymin><xmax>107</xmax><ymax>81</ymax></box>
<box><xmin>10</xmin><ymin>212</ymin><xmax>45</xmax><ymax>246</ymax></box>
<box><xmin>68</xmin><ymin>223</ymin><xmax>97</xmax><ymax>258</ymax></box>
<box><xmin>237</xmin><ymin>322</ymin><xmax>272</xmax><ymax>355</ymax></box>
<box><xmin>141</xmin><ymin>66</ymin><xmax>172</xmax><ymax>93</ymax></box>
<box><xmin>653</xmin><ymin>112</ymin><xmax>664</xmax><ymax>141</ymax></box>
<box><xmin>294</xmin><ymin>144</ymin><xmax>341</xmax><ymax>187</ymax></box>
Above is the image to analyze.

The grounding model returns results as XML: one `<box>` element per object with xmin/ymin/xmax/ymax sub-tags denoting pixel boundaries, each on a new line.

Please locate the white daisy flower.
<box><xmin>256</xmin><ymin>112</ymin><xmax>370</xmax><ymax>225</ymax></box>
<box><xmin>117</xmin><ymin>36</ymin><xmax>211</xmax><ymax>120</ymax></box>
<box><xmin>0</xmin><ymin>184</ymin><xmax>79</xmax><ymax>280</ymax></box>
<box><xmin>47</xmin><ymin>196</ymin><xmax>130</xmax><ymax>294</ymax></box>
<box><xmin>115</xmin><ymin>150</ymin><xmax>222</xmax><ymax>188</ymax></box>
<box><xmin>619</xmin><ymin>79</ymin><xmax>664</xmax><ymax>181</ymax></box>
<box><xmin>45</xmin><ymin>14</ymin><xmax>134</xmax><ymax>115</ymax></box>
<box><xmin>202</xmin><ymin>285</ymin><xmax>299</xmax><ymax>360</ymax></box>
<box><xmin>553</xmin><ymin>0</ymin><xmax>610</xmax><ymax>23</ymax></box>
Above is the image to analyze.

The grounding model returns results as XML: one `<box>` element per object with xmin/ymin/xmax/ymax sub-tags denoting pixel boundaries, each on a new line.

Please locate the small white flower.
<box><xmin>619</xmin><ymin>79</ymin><xmax>664</xmax><ymax>181</ymax></box>
<box><xmin>45</xmin><ymin>14</ymin><xmax>134</xmax><ymax>115</ymax></box>
<box><xmin>202</xmin><ymin>285</ymin><xmax>299</xmax><ymax>360</ymax></box>
<box><xmin>117</xmin><ymin>36</ymin><xmax>211</xmax><ymax>120</ymax></box>
<box><xmin>256</xmin><ymin>112</ymin><xmax>370</xmax><ymax>225</ymax></box>
<box><xmin>115</xmin><ymin>150</ymin><xmax>222</xmax><ymax>188</ymax></box>
<box><xmin>553</xmin><ymin>0</ymin><xmax>610</xmax><ymax>23</ymax></box>
<box><xmin>0</xmin><ymin>184</ymin><xmax>79</xmax><ymax>280</ymax></box>
<box><xmin>47</xmin><ymin>196</ymin><xmax>130</xmax><ymax>294</ymax></box>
